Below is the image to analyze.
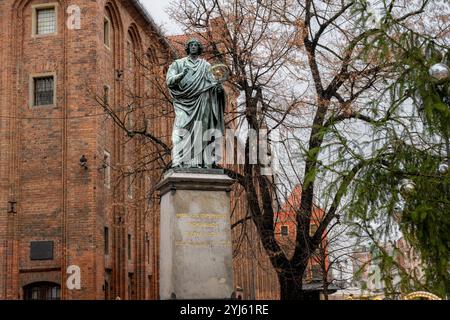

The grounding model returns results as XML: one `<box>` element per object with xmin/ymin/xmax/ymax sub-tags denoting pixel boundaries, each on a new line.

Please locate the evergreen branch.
<box><xmin>310</xmin><ymin>160</ymin><xmax>366</xmax><ymax>250</ymax></box>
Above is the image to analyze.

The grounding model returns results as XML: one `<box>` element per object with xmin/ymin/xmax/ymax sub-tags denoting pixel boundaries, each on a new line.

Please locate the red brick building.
<box><xmin>274</xmin><ymin>185</ymin><xmax>333</xmax><ymax>298</ymax></box>
<box><xmin>0</xmin><ymin>0</ymin><xmax>172</xmax><ymax>300</ymax></box>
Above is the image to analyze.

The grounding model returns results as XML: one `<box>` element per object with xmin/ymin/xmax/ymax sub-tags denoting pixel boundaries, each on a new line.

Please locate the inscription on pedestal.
<box><xmin>176</xmin><ymin>213</ymin><xmax>232</xmax><ymax>248</ymax></box>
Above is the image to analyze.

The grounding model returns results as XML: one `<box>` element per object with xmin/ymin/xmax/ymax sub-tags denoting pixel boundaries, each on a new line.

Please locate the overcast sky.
<box><xmin>140</xmin><ymin>0</ymin><xmax>183</xmax><ymax>35</ymax></box>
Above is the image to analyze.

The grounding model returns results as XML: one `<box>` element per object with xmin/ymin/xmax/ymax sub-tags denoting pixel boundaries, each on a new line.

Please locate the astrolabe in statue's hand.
<box><xmin>210</xmin><ymin>63</ymin><xmax>230</xmax><ymax>84</ymax></box>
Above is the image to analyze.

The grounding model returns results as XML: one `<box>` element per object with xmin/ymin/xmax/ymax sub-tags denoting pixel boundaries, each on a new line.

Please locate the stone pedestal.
<box><xmin>156</xmin><ymin>169</ymin><xmax>235</xmax><ymax>299</ymax></box>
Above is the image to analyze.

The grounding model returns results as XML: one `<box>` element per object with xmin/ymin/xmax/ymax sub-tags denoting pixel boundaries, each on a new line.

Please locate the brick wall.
<box><xmin>0</xmin><ymin>0</ymin><xmax>170</xmax><ymax>300</ymax></box>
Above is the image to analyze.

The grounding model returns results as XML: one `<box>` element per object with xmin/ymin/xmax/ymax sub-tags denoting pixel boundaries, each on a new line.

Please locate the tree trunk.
<box><xmin>278</xmin><ymin>273</ymin><xmax>305</xmax><ymax>300</ymax></box>
<box><xmin>323</xmin><ymin>283</ymin><xmax>329</xmax><ymax>300</ymax></box>
<box><xmin>323</xmin><ymin>268</ymin><xmax>329</xmax><ymax>300</ymax></box>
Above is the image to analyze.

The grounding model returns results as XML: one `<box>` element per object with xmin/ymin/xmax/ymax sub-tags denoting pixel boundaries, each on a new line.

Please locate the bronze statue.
<box><xmin>166</xmin><ymin>39</ymin><xmax>226</xmax><ymax>168</ymax></box>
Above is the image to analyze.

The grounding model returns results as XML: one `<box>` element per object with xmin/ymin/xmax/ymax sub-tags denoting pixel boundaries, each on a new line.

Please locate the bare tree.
<box><xmin>92</xmin><ymin>0</ymin><xmax>444</xmax><ymax>299</ymax></box>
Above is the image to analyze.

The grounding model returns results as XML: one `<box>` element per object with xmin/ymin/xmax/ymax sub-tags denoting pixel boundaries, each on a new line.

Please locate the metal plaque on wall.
<box><xmin>30</xmin><ymin>241</ymin><xmax>54</xmax><ymax>260</ymax></box>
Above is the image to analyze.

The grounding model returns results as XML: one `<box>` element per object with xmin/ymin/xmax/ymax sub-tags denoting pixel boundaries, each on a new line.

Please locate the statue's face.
<box><xmin>189</xmin><ymin>42</ymin><xmax>200</xmax><ymax>55</ymax></box>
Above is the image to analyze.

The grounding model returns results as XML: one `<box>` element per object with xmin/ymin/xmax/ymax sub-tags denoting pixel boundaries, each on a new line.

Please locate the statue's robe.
<box><xmin>166</xmin><ymin>56</ymin><xmax>225</xmax><ymax>167</ymax></box>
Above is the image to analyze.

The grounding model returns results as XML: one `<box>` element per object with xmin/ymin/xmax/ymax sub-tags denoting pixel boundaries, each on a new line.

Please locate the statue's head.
<box><xmin>185</xmin><ymin>38</ymin><xmax>204</xmax><ymax>56</ymax></box>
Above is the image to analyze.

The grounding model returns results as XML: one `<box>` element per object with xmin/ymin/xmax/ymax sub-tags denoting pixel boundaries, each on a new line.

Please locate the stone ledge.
<box><xmin>166</xmin><ymin>167</ymin><xmax>225</xmax><ymax>175</ymax></box>
<box><xmin>156</xmin><ymin>170</ymin><xmax>235</xmax><ymax>196</ymax></box>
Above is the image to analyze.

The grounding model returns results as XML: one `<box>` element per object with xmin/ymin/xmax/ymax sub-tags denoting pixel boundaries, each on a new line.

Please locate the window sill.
<box><xmin>32</xmin><ymin>104</ymin><xmax>56</xmax><ymax>108</ymax></box>
<box><xmin>31</xmin><ymin>33</ymin><xmax>58</xmax><ymax>39</ymax></box>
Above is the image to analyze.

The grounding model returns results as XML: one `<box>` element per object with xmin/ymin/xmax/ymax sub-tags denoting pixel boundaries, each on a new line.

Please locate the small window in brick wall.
<box><xmin>24</xmin><ymin>282</ymin><xmax>60</xmax><ymax>300</ymax></box>
<box><xmin>146</xmin><ymin>232</ymin><xmax>150</xmax><ymax>264</ymax></box>
<box><xmin>281</xmin><ymin>225</ymin><xmax>289</xmax><ymax>236</ymax></box>
<box><xmin>104</xmin><ymin>227</ymin><xmax>109</xmax><ymax>255</ymax></box>
<box><xmin>128</xmin><ymin>234</ymin><xmax>132</xmax><ymax>260</ymax></box>
<box><xmin>104</xmin><ymin>17</ymin><xmax>111</xmax><ymax>48</ymax></box>
<box><xmin>127</xmin><ymin>174</ymin><xmax>134</xmax><ymax>199</ymax></box>
<box><xmin>127</xmin><ymin>39</ymin><xmax>132</xmax><ymax>69</ymax></box>
<box><xmin>33</xmin><ymin>76</ymin><xmax>55</xmax><ymax>106</ymax></box>
<box><xmin>33</xmin><ymin>6</ymin><xmax>57</xmax><ymax>36</ymax></box>
<box><xmin>104</xmin><ymin>151</ymin><xmax>111</xmax><ymax>189</ymax></box>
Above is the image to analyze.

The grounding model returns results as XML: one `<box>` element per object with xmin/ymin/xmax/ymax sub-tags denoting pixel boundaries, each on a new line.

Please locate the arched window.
<box><xmin>104</xmin><ymin>5</ymin><xmax>118</xmax><ymax>51</ymax></box>
<box><xmin>145</xmin><ymin>47</ymin><xmax>157</xmax><ymax>95</ymax></box>
<box><xmin>23</xmin><ymin>282</ymin><xmax>61</xmax><ymax>300</ymax></box>
<box><xmin>127</xmin><ymin>32</ymin><xmax>135</xmax><ymax>70</ymax></box>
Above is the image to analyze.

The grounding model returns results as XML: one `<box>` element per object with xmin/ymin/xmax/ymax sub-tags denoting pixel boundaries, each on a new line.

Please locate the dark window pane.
<box><xmin>34</xmin><ymin>77</ymin><xmax>54</xmax><ymax>106</ymax></box>
<box><xmin>24</xmin><ymin>282</ymin><xmax>60</xmax><ymax>300</ymax></box>
<box><xmin>281</xmin><ymin>225</ymin><xmax>288</xmax><ymax>236</ymax></box>
<box><xmin>128</xmin><ymin>234</ymin><xmax>132</xmax><ymax>260</ymax></box>
<box><xmin>146</xmin><ymin>232</ymin><xmax>150</xmax><ymax>264</ymax></box>
<box><xmin>32</xmin><ymin>287</ymin><xmax>39</xmax><ymax>300</ymax></box>
<box><xmin>128</xmin><ymin>273</ymin><xmax>134</xmax><ymax>299</ymax></box>
<box><xmin>104</xmin><ymin>227</ymin><xmax>109</xmax><ymax>255</ymax></box>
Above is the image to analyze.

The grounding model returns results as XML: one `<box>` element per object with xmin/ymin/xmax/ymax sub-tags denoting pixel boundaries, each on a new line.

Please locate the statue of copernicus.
<box><xmin>166</xmin><ymin>39</ymin><xmax>226</xmax><ymax>168</ymax></box>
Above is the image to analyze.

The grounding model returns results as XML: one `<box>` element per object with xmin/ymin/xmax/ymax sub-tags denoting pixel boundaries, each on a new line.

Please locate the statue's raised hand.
<box><xmin>175</xmin><ymin>66</ymin><xmax>190</xmax><ymax>85</ymax></box>
<box><xmin>182</xmin><ymin>66</ymin><xmax>190</xmax><ymax>77</ymax></box>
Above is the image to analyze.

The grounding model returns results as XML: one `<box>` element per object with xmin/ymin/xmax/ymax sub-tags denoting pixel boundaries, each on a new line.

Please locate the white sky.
<box><xmin>140</xmin><ymin>0</ymin><xmax>183</xmax><ymax>35</ymax></box>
